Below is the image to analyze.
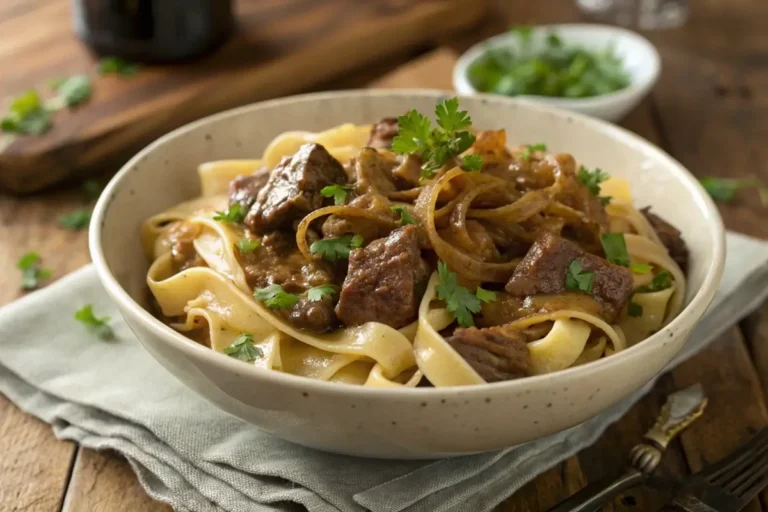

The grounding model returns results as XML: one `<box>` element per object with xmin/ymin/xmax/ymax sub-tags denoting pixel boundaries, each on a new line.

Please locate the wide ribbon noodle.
<box><xmin>144</xmin><ymin>119</ymin><xmax>687</xmax><ymax>387</ymax></box>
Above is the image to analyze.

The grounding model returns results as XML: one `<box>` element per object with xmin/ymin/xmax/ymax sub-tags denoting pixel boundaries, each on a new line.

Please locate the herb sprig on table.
<box><xmin>74</xmin><ymin>304</ymin><xmax>115</xmax><ymax>340</ymax></box>
<box><xmin>391</xmin><ymin>97</ymin><xmax>483</xmax><ymax>178</ymax></box>
<box><xmin>17</xmin><ymin>252</ymin><xmax>52</xmax><ymax>290</ymax></box>
<box><xmin>468</xmin><ymin>26</ymin><xmax>631</xmax><ymax>99</ymax></box>
<box><xmin>700</xmin><ymin>177</ymin><xmax>768</xmax><ymax>206</ymax></box>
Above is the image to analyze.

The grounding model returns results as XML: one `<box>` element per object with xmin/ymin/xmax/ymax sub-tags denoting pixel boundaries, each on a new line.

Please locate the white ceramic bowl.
<box><xmin>453</xmin><ymin>24</ymin><xmax>661</xmax><ymax>122</ymax></box>
<box><xmin>90</xmin><ymin>90</ymin><xmax>723</xmax><ymax>459</ymax></box>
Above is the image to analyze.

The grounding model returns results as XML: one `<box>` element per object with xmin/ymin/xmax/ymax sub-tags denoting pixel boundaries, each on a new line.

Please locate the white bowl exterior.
<box><xmin>453</xmin><ymin>24</ymin><xmax>661</xmax><ymax>122</ymax></box>
<box><xmin>91</xmin><ymin>90</ymin><xmax>723</xmax><ymax>458</ymax></box>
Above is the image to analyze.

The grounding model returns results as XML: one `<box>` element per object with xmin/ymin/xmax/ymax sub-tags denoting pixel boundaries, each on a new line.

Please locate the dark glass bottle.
<box><xmin>72</xmin><ymin>0</ymin><xmax>234</xmax><ymax>62</ymax></box>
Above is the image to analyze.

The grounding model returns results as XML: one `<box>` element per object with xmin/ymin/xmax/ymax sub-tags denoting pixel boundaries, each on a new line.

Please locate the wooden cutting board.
<box><xmin>0</xmin><ymin>0</ymin><xmax>487</xmax><ymax>194</ymax></box>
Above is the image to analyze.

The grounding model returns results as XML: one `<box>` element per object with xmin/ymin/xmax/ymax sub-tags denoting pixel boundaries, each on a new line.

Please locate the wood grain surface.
<box><xmin>2</xmin><ymin>0</ymin><xmax>768</xmax><ymax>511</ymax></box>
<box><xmin>0</xmin><ymin>0</ymin><xmax>487</xmax><ymax>194</ymax></box>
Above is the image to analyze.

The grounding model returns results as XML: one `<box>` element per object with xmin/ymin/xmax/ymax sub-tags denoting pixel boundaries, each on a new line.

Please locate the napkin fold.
<box><xmin>2</xmin><ymin>231</ymin><xmax>768</xmax><ymax>512</ymax></box>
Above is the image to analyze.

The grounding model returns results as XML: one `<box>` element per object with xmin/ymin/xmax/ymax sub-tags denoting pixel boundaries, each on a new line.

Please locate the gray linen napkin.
<box><xmin>2</xmin><ymin>231</ymin><xmax>768</xmax><ymax>512</ymax></box>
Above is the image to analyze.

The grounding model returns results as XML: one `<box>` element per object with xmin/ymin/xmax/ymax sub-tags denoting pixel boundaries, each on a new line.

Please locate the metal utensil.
<box><xmin>656</xmin><ymin>427</ymin><xmax>768</xmax><ymax>511</ymax></box>
<box><xmin>547</xmin><ymin>384</ymin><xmax>707</xmax><ymax>512</ymax></box>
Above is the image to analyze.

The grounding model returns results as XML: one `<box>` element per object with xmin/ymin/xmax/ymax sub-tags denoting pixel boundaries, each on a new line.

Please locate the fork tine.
<box><xmin>706</xmin><ymin>428</ymin><xmax>768</xmax><ymax>483</ymax></box>
<box><xmin>719</xmin><ymin>435</ymin><xmax>768</xmax><ymax>490</ymax></box>
<box><xmin>732</xmin><ymin>450</ymin><xmax>768</xmax><ymax>497</ymax></box>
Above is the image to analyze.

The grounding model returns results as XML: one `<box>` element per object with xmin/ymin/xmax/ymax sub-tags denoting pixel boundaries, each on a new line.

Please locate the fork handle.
<box><xmin>546</xmin><ymin>468</ymin><xmax>645</xmax><ymax>512</ymax></box>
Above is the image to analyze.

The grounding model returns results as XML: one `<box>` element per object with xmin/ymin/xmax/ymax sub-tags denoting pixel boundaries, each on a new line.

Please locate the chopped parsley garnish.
<box><xmin>578</xmin><ymin>166</ymin><xmax>610</xmax><ymax>195</ymax></box>
<box><xmin>83</xmin><ymin>180</ymin><xmax>102</xmax><ymax>200</ymax></box>
<box><xmin>321</xmin><ymin>184</ymin><xmax>353</xmax><ymax>205</ymax></box>
<box><xmin>461</xmin><ymin>154</ymin><xmax>484</xmax><ymax>171</ymax></box>
<box><xmin>310</xmin><ymin>234</ymin><xmax>364</xmax><ymax>262</ymax></box>
<box><xmin>475</xmin><ymin>286</ymin><xmax>497</xmax><ymax>303</ymax></box>
<box><xmin>391</xmin><ymin>205</ymin><xmax>416</xmax><ymax>226</ymax></box>
<box><xmin>17</xmin><ymin>252</ymin><xmax>52</xmax><ymax>290</ymax></box>
<box><xmin>253</xmin><ymin>284</ymin><xmax>299</xmax><ymax>309</ymax></box>
<box><xmin>307</xmin><ymin>284</ymin><xmax>337</xmax><ymax>302</ymax></box>
<box><xmin>98</xmin><ymin>57</ymin><xmax>141</xmax><ymax>77</ymax></box>
<box><xmin>600</xmin><ymin>233</ymin><xmax>630</xmax><ymax>267</ymax></box>
<box><xmin>1</xmin><ymin>90</ymin><xmax>52</xmax><ymax>135</ymax></box>
<box><xmin>237</xmin><ymin>237</ymin><xmax>260</xmax><ymax>253</ymax></box>
<box><xmin>521</xmin><ymin>143</ymin><xmax>547</xmax><ymax>161</ymax></box>
<box><xmin>435</xmin><ymin>261</ymin><xmax>487</xmax><ymax>327</ymax></box>
<box><xmin>627</xmin><ymin>270</ymin><xmax>673</xmax><ymax>317</ymax></box>
<box><xmin>48</xmin><ymin>75</ymin><xmax>92</xmax><ymax>109</ymax></box>
<box><xmin>630</xmin><ymin>263</ymin><xmax>652</xmax><ymax>274</ymax></box>
<box><xmin>391</xmin><ymin>97</ymin><xmax>482</xmax><ymax>178</ymax></box>
<box><xmin>700</xmin><ymin>177</ymin><xmax>768</xmax><ymax>205</ymax></box>
<box><xmin>223</xmin><ymin>333</ymin><xmax>263</xmax><ymax>362</ymax></box>
<box><xmin>565</xmin><ymin>259</ymin><xmax>594</xmax><ymax>293</ymax></box>
<box><xmin>600</xmin><ymin>196</ymin><xmax>612</xmax><ymax>206</ymax></box>
<box><xmin>213</xmin><ymin>203</ymin><xmax>246</xmax><ymax>223</ymax></box>
<box><xmin>467</xmin><ymin>26</ymin><xmax>630</xmax><ymax>99</ymax></box>
<box><xmin>59</xmin><ymin>209</ymin><xmax>91</xmax><ymax>230</ymax></box>
<box><xmin>74</xmin><ymin>304</ymin><xmax>114</xmax><ymax>340</ymax></box>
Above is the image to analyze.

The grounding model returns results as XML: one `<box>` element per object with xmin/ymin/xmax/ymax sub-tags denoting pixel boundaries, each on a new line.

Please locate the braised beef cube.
<box><xmin>642</xmin><ymin>207</ymin><xmax>689</xmax><ymax>272</ymax></box>
<box><xmin>367</xmin><ymin>117</ymin><xmax>398</xmax><ymax>149</ymax></box>
<box><xmin>228</xmin><ymin>168</ymin><xmax>270</xmax><ymax>211</ymax></box>
<box><xmin>245</xmin><ymin>143</ymin><xmax>346</xmax><ymax>233</ymax></box>
<box><xmin>447</xmin><ymin>324</ymin><xmax>531</xmax><ymax>382</ymax></box>
<box><xmin>505</xmin><ymin>233</ymin><xmax>633</xmax><ymax>322</ymax></box>
<box><xmin>336</xmin><ymin>225</ymin><xmax>428</xmax><ymax>329</ymax></box>
<box><xmin>281</xmin><ymin>293</ymin><xmax>339</xmax><ymax>334</ymax></box>
<box><xmin>355</xmin><ymin>147</ymin><xmax>398</xmax><ymax>196</ymax></box>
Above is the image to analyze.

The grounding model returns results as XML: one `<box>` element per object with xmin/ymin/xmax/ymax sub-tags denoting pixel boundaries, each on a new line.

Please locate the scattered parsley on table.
<box><xmin>17</xmin><ymin>252</ymin><xmax>52</xmax><ymax>290</ymax></box>
<box><xmin>74</xmin><ymin>304</ymin><xmax>115</xmax><ymax>340</ymax></box>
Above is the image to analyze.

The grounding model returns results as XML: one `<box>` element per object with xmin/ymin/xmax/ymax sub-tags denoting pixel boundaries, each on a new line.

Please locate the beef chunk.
<box><xmin>447</xmin><ymin>324</ymin><xmax>531</xmax><ymax>382</ymax></box>
<box><xmin>280</xmin><ymin>294</ymin><xmax>339</xmax><ymax>334</ymax></box>
<box><xmin>642</xmin><ymin>207</ymin><xmax>689</xmax><ymax>272</ymax></box>
<box><xmin>228</xmin><ymin>168</ymin><xmax>270</xmax><ymax>211</ymax></box>
<box><xmin>367</xmin><ymin>117</ymin><xmax>398</xmax><ymax>149</ymax></box>
<box><xmin>165</xmin><ymin>222</ymin><xmax>205</xmax><ymax>272</ymax></box>
<box><xmin>245</xmin><ymin>143</ymin><xmax>346</xmax><ymax>233</ymax></box>
<box><xmin>505</xmin><ymin>233</ymin><xmax>633</xmax><ymax>322</ymax></box>
<box><xmin>336</xmin><ymin>225</ymin><xmax>428</xmax><ymax>329</ymax></box>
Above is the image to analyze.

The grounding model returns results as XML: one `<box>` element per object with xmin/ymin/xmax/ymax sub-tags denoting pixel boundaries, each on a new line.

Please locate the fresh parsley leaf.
<box><xmin>600</xmin><ymin>233</ymin><xmax>630</xmax><ymax>267</ymax></box>
<box><xmin>74</xmin><ymin>304</ymin><xmax>114</xmax><ymax>340</ymax></box>
<box><xmin>310</xmin><ymin>234</ymin><xmax>363</xmax><ymax>262</ymax></box>
<box><xmin>237</xmin><ymin>237</ymin><xmax>260</xmax><ymax>253</ymax></box>
<box><xmin>475</xmin><ymin>286</ymin><xmax>497</xmax><ymax>303</ymax></box>
<box><xmin>577</xmin><ymin>166</ymin><xmax>610</xmax><ymax>197</ymax></box>
<box><xmin>59</xmin><ymin>209</ymin><xmax>91</xmax><ymax>230</ymax></box>
<box><xmin>600</xmin><ymin>196</ymin><xmax>612</xmax><ymax>206</ymax></box>
<box><xmin>321</xmin><ymin>184</ymin><xmax>353</xmax><ymax>205</ymax></box>
<box><xmin>547</xmin><ymin>32</ymin><xmax>563</xmax><ymax>47</ymax></box>
<box><xmin>50</xmin><ymin>75</ymin><xmax>92</xmax><ymax>108</ymax></box>
<box><xmin>699</xmin><ymin>177</ymin><xmax>767</xmax><ymax>204</ymax></box>
<box><xmin>253</xmin><ymin>284</ymin><xmax>299</xmax><ymax>309</ymax></box>
<box><xmin>521</xmin><ymin>143</ymin><xmax>547</xmax><ymax>161</ymax></box>
<box><xmin>512</xmin><ymin>26</ymin><xmax>533</xmax><ymax>42</ymax></box>
<box><xmin>1</xmin><ymin>91</ymin><xmax>52</xmax><ymax>135</ymax></box>
<box><xmin>83</xmin><ymin>180</ymin><xmax>102</xmax><ymax>200</ymax></box>
<box><xmin>307</xmin><ymin>284</ymin><xmax>337</xmax><ymax>302</ymax></box>
<box><xmin>565</xmin><ymin>259</ymin><xmax>594</xmax><ymax>293</ymax></box>
<box><xmin>48</xmin><ymin>77</ymin><xmax>67</xmax><ymax>89</ymax></box>
<box><xmin>435</xmin><ymin>261</ymin><xmax>482</xmax><ymax>327</ymax></box>
<box><xmin>461</xmin><ymin>154</ymin><xmax>483</xmax><ymax>171</ymax></box>
<box><xmin>391</xmin><ymin>98</ymin><xmax>481</xmax><ymax>179</ymax></box>
<box><xmin>223</xmin><ymin>333</ymin><xmax>263</xmax><ymax>362</ymax></box>
<box><xmin>630</xmin><ymin>263</ymin><xmax>652</xmax><ymax>274</ymax></box>
<box><xmin>628</xmin><ymin>301</ymin><xmax>643</xmax><ymax>317</ymax></box>
<box><xmin>98</xmin><ymin>57</ymin><xmax>141</xmax><ymax>77</ymax></box>
<box><xmin>391</xmin><ymin>205</ymin><xmax>416</xmax><ymax>226</ymax></box>
<box><xmin>627</xmin><ymin>270</ymin><xmax>673</xmax><ymax>318</ymax></box>
<box><xmin>17</xmin><ymin>252</ymin><xmax>52</xmax><ymax>290</ymax></box>
<box><xmin>213</xmin><ymin>203</ymin><xmax>246</xmax><ymax>223</ymax></box>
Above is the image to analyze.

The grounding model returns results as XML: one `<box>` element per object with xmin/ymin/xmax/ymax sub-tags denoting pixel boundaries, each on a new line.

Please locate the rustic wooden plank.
<box><xmin>0</xmin><ymin>0</ymin><xmax>488</xmax><ymax>194</ymax></box>
<box><xmin>497</xmin><ymin>458</ymin><xmax>586</xmax><ymax>512</ymax></box>
<box><xmin>0</xmin><ymin>394</ymin><xmax>76</xmax><ymax>512</ymax></box>
<box><xmin>0</xmin><ymin>183</ymin><xmax>92</xmax><ymax>511</ymax></box>
<box><xmin>61</xmin><ymin>450</ymin><xmax>172</xmax><ymax>512</ymax></box>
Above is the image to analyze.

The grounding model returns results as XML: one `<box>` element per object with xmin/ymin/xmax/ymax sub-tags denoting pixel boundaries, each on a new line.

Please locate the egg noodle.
<box><xmin>143</xmin><ymin>122</ymin><xmax>686</xmax><ymax>388</ymax></box>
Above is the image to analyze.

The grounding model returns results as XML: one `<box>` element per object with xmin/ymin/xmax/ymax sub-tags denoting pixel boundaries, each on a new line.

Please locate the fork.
<box><xmin>658</xmin><ymin>427</ymin><xmax>768</xmax><ymax>511</ymax></box>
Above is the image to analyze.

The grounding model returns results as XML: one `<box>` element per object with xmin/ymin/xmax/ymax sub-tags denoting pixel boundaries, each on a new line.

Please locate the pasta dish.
<box><xmin>143</xmin><ymin>98</ymin><xmax>687</xmax><ymax>387</ymax></box>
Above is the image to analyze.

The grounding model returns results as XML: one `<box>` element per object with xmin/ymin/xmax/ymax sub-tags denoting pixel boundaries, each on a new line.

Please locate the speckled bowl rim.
<box><xmin>89</xmin><ymin>89</ymin><xmax>725</xmax><ymax>399</ymax></box>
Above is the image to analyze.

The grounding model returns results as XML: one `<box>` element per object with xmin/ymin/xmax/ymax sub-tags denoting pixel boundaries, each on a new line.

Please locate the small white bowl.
<box><xmin>90</xmin><ymin>90</ymin><xmax>723</xmax><ymax>459</ymax></box>
<box><xmin>453</xmin><ymin>24</ymin><xmax>661</xmax><ymax>122</ymax></box>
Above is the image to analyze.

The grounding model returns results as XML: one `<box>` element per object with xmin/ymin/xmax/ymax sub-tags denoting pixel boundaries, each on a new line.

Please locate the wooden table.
<box><xmin>2</xmin><ymin>1</ymin><xmax>768</xmax><ymax>511</ymax></box>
